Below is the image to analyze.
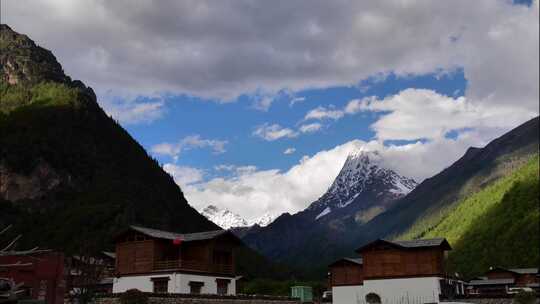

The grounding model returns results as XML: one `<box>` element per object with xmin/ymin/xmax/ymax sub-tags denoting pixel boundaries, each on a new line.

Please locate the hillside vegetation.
<box><xmin>400</xmin><ymin>155</ymin><xmax>539</xmax><ymax>278</ymax></box>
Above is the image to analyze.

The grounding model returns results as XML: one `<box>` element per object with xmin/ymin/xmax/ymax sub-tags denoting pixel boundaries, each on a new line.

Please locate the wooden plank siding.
<box><xmin>330</xmin><ymin>262</ymin><xmax>364</xmax><ymax>286</ymax></box>
<box><xmin>116</xmin><ymin>240</ymin><xmax>155</xmax><ymax>274</ymax></box>
<box><xmin>361</xmin><ymin>247</ymin><xmax>444</xmax><ymax>279</ymax></box>
<box><xmin>115</xmin><ymin>230</ymin><xmax>236</xmax><ymax>276</ymax></box>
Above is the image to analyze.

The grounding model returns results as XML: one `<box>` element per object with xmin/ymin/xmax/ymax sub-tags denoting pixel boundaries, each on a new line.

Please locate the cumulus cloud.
<box><xmin>151</xmin><ymin>135</ymin><xmax>227</xmax><ymax>161</ymax></box>
<box><xmin>183</xmin><ymin>132</ymin><xmax>496</xmax><ymax>219</ymax></box>
<box><xmin>289</xmin><ymin>97</ymin><xmax>306</xmax><ymax>107</ymax></box>
<box><xmin>181</xmin><ymin>87</ymin><xmax>537</xmax><ymax>219</ymax></box>
<box><xmin>163</xmin><ymin>164</ymin><xmax>204</xmax><ymax>187</ymax></box>
<box><xmin>4</xmin><ymin>1</ymin><xmax>536</xmax><ymax>112</ymax></box>
<box><xmin>253</xmin><ymin>123</ymin><xmax>298</xmax><ymax>141</ymax></box>
<box><xmin>184</xmin><ymin>140</ymin><xmax>367</xmax><ymax>219</ymax></box>
<box><xmin>299</xmin><ymin>123</ymin><xmax>322</xmax><ymax>133</ymax></box>
<box><xmin>353</xmin><ymin>89</ymin><xmax>537</xmax><ymax>141</ymax></box>
<box><xmin>283</xmin><ymin>147</ymin><xmax>296</xmax><ymax>155</ymax></box>
<box><xmin>100</xmin><ymin>96</ymin><xmax>166</xmax><ymax>125</ymax></box>
<box><xmin>304</xmin><ymin>106</ymin><xmax>344</xmax><ymax>121</ymax></box>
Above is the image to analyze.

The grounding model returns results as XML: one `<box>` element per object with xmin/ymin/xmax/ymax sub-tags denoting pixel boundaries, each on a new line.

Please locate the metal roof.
<box><xmin>468</xmin><ymin>278</ymin><xmax>515</xmax><ymax>286</ymax></box>
<box><xmin>101</xmin><ymin>251</ymin><xmax>116</xmax><ymax>259</ymax></box>
<box><xmin>129</xmin><ymin>225</ymin><xmax>230</xmax><ymax>242</ymax></box>
<box><xmin>391</xmin><ymin>238</ymin><xmax>448</xmax><ymax>248</ymax></box>
<box><xmin>355</xmin><ymin>238</ymin><xmax>451</xmax><ymax>253</ymax></box>
<box><xmin>343</xmin><ymin>258</ymin><xmax>363</xmax><ymax>265</ymax></box>
<box><xmin>508</xmin><ymin>268</ymin><xmax>539</xmax><ymax>274</ymax></box>
<box><xmin>329</xmin><ymin>257</ymin><xmax>363</xmax><ymax>267</ymax></box>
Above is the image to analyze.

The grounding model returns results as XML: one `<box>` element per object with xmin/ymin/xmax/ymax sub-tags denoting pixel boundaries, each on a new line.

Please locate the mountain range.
<box><xmin>242</xmin><ymin>149</ymin><xmax>418</xmax><ymax>275</ymax></box>
<box><xmin>242</xmin><ymin>116</ymin><xmax>539</xmax><ymax>278</ymax></box>
<box><xmin>1</xmin><ymin>24</ymin><xmax>537</xmax><ymax>281</ymax></box>
<box><xmin>200</xmin><ymin>205</ymin><xmax>276</xmax><ymax>230</ymax></box>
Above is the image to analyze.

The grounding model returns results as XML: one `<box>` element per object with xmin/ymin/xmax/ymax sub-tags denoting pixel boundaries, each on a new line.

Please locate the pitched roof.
<box><xmin>329</xmin><ymin>257</ymin><xmax>363</xmax><ymax>267</ymax></box>
<box><xmin>355</xmin><ymin>238</ymin><xmax>451</xmax><ymax>253</ymax></box>
<box><xmin>118</xmin><ymin>225</ymin><xmax>240</xmax><ymax>243</ymax></box>
<box><xmin>488</xmin><ymin>267</ymin><xmax>539</xmax><ymax>275</ymax></box>
<box><xmin>508</xmin><ymin>268</ymin><xmax>539</xmax><ymax>274</ymax></box>
<box><xmin>101</xmin><ymin>251</ymin><xmax>116</xmax><ymax>259</ymax></box>
<box><xmin>468</xmin><ymin>278</ymin><xmax>515</xmax><ymax>286</ymax></box>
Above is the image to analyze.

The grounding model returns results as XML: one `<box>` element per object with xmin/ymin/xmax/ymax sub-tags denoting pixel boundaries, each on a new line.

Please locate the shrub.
<box><xmin>514</xmin><ymin>291</ymin><xmax>537</xmax><ymax>304</ymax></box>
<box><xmin>119</xmin><ymin>289</ymin><xmax>149</xmax><ymax>304</ymax></box>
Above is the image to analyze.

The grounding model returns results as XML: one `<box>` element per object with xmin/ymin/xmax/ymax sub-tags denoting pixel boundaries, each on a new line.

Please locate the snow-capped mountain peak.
<box><xmin>309</xmin><ymin>150</ymin><xmax>417</xmax><ymax>220</ymax></box>
<box><xmin>250</xmin><ymin>213</ymin><xmax>276</xmax><ymax>227</ymax></box>
<box><xmin>200</xmin><ymin>205</ymin><xmax>277</xmax><ymax>229</ymax></box>
<box><xmin>200</xmin><ymin>205</ymin><xmax>248</xmax><ymax>229</ymax></box>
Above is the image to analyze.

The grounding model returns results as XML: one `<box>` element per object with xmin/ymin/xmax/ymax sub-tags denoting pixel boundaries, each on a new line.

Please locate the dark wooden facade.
<box><xmin>329</xmin><ymin>259</ymin><xmax>364</xmax><ymax>286</ymax></box>
<box><xmin>485</xmin><ymin>268</ymin><xmax>539</xmax><ymax>288</ymax></box>
<box><xmin>115</xmin><ymin>228</ymin><xmax>237</xmax><ymax>277</ymax></box>
<box><xmin>360</xmin><ymin>246</ymin><xmax>445</xmax><ymax>279</ymax></box>
<box><xmin>329</xmin><ymin>238</ymin><xmax>452</xmax><ymax>287</ymax></box>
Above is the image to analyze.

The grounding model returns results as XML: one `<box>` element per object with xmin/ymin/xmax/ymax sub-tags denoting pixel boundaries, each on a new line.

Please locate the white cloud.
<box><xmin>100</xmin><ymin>96</ymin><xmax>165</xmax><ymax>125</ymax></box>
<box><xmin>184</xmin><ymin>140</ymin><xmax>366</xmax><ymax>219</ymax></box>
<box><xmin>5</xmin><ymin>1</ymin><xmax>536</xmax><ymax>111</ymax></box>
<box><xmin>289</xmin><ymin>97</ymin><xmax>306</xmax><ymax>107</ymax></box>
<box><xmin>283</xmin><ymin>147</ymin><xmax>296</xmax><ymax>155</ymax></box>
<box><xmin>151</xmin><ymin>135</ymin><xmax>227</xmax><ymax>161</ymax></box>
<box><xmin>253</xmin><ymin>123</ymin><xmax>298</xmax><ymax>141</ymax></box>
<box><xmin>252</xmin><ymin>96</ymin><xmax>274</xmax><ymax>112</ymax></box>
<box><xmin>182</xmin><ymin>132</ymin><xmax>495</xmax><ymax>220</ymax></box>
<box><xmin>299</xmin><ymin>123</ymin><xmax>322</xmax><ymax>133</ymax></box>
<box><xmin>304</xmin><ymin>106</ymin><xmax>344</xmax><ymax>121</ymax></box>
<box><xmin>163</xmin><ymin>164</ymin><xmax>204</xmax><ymax>187</ymax></box>
<box><xmin>355</xmin><ymin>89</ymin><xmax>536</xmax><ymax>141</ymax></box>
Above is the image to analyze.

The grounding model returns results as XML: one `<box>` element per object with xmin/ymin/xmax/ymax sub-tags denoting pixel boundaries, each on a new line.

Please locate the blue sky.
<box><xmin>4</xmin><ymin>0</ymin><xmax>538</xmax><ymax>220</ymax></box>
<box><xmin>127</xmin><ymin>70</ymin><xmax>467</xmax><ymax>177</ymax></box>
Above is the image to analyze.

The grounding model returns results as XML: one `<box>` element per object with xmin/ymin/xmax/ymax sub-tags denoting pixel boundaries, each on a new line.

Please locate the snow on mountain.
<box><xmin>200</xmin><ymin>205</ymin><xmax>248</xmax><ymax>229</ymax></box>
<box><xmin>200</xmin><ymin>205</ymin><xmax>277</xmax><ymax>229</ymax></box>
<box><xmin>250</xmin><ymin>213</ymin><xmax>277</xmax><ymax>227</ymax></box>
<box><xmin>309</xmin><ymin>150</ymin><xmax>417</xmax><ymax>220</ymax></box>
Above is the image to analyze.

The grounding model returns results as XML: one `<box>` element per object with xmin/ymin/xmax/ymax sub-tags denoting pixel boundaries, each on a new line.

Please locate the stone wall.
<box><xmin>443</xmin><ymin>297</ymin><xmax>540</xmax><ymax>304</ymax></box>
<box><xmin>92</xmin><ymin>293</ymin><xmax>300</xmax><ymax>304</ymax></box>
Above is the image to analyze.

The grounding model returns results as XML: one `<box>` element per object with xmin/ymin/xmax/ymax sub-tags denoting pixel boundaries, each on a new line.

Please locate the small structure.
<box><xmin>0</xmin><ymin>250</ymin><xmax>65</xmax><ymax>304</ymax></box>
<box><xmin>65</xmin><ymin>251</ymin><xmax>116</xmax><ymax>298</ymax></box>
<box><xmin>290</xmin><ymin>286</ymin><xmax>313</xmax><ymax>303</ymax></box>
<box><xmin>467</xmin><ymin>267</ymin><xmax>539</xmax><ymax>295</ymax></box>
<box><xmin>112</xmin><ymin>225</ymin><xmax>241</xmax><ymax>295</ymax></box>
<box><xmin>329</xmin><ymin>238</ymin><xmax>465</xmax><ymax>304</ymax></box>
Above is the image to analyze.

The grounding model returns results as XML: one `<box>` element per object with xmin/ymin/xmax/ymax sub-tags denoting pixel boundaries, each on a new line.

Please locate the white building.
<box><xmin>329</xmin><ymin>238</ymin><xmax>465</xmax><ymax>304</ymax></box>
<box><xmin>112</xmin><ymin>225</ymin><xmax>241</xmax><ymax>295</ymax></box>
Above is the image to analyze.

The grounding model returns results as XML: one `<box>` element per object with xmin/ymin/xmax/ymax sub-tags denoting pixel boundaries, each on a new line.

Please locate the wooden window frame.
<box><xmin>151</xmin><ymin>277</ymin><xmax>170</xmax><ymax>294</ymax></box>
<box><xmin>216</xmin><ymin>279</ymin><xmax>230</xmax><ymax>295</ymax></box>
<box><xmin>189</xmin><ymin>281</ymin><xmax>204</xmax><ymax>294</ymax></box>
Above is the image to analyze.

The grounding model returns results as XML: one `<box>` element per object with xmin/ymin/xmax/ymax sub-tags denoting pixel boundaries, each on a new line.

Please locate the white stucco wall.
<box><xmin>332</xmin><ymin>285</ymin><xmax>364</xmax><ymax>304</ymax></box>
<box><xmin>113</xmin><ymin>273</ymin><xmax>236</xmax><ymax>295</ymax></box>
<box><xmin>332</xmin><ymin>277</ymin><xmax>443</xmax><ymax>304</ymax></box>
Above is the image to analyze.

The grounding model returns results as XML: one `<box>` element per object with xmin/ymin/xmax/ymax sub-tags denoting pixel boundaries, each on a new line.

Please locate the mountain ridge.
<box><xmin>242</xmin><ymin>149</ymin><xmax>418</xmax><ymax>275</ymax></box>
<box><xmin>0</xmin><ymin>24</ymin><xmax>221</xmax><ymax>251</ymax></box>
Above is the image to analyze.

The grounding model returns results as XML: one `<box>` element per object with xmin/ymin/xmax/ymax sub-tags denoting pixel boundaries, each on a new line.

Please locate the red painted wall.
<box><xmin>0</xmin><ymin>251</ymin><xmax>65</xmax><ymax>304</ymax></box>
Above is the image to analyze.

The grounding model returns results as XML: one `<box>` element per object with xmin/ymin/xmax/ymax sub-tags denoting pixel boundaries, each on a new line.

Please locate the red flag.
<box><xmin>173</xmin><ymin>238</ymin><xmax>182</xmax><ymax>246</ymax></box>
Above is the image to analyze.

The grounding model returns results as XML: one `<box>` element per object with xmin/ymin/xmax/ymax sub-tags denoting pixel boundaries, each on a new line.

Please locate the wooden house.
<box><xmin>330</xmin><ymin>238</ymin><xmax>465</xmax><ymax>304</ymax></box>
<box><xmin>467</xmin><ymin>267</ymin><xmax>540</xmax><ymax>295</ymax></box>
<box><xmin>328</xmin><ymin>258</ymin><xmax>364</xmax><ymax>287</ymax></box>
<box><xmin>112</xmin><ymin>225</ymin><xmax>241</xmax><ymax>295</ymax></box>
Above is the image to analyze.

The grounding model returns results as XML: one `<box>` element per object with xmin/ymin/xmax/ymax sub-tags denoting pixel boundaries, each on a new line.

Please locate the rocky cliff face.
<box><xmin>0</xmin><ymin>24</ymin><xmax>68</xmax><ymax>85</ymax></box>
<box><xmin>0</xmin><ymin>161</ymin><xmax>62</xmax><ymax>202</ymax></box>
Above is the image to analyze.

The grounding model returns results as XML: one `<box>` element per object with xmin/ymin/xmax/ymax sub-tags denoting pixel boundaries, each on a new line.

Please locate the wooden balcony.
<box><xmin>153</xmin><ymin>259</ymin><xmax>233</xmax><ymax>275</ymax></box>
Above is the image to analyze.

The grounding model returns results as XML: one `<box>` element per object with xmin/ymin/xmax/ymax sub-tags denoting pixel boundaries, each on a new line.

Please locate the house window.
<box><xmin>189</xmin><ymin>281</ymin><xmax>204</xmax><ymax>294</ymax></box>
<box><xmin>216</xmin><ymin>279</ymin><xmax>230</xmax><ymax>295</ymax></box>
<box><xmin>151</xmin><ymin>277</ymin><xmax>169</xmax><ymax>293</ymax></box>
